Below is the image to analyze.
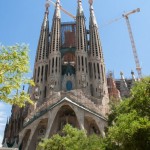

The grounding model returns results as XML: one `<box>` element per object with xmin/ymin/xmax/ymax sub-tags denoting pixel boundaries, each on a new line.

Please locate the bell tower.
<box><xmin>88</xmin><ymin>1</ymin><xmax>109</xmax><ymax>113</ymax></box>
<box><xmin>33</xmin><ymin>1</ymin><xmax>50</xmax><ymax>105</ymax></box>
<box><xmin>48</xmin><ymin>0</ymin><xmax>62</xmax><ymax>92</ymax></box>
<box><xmin>75</xmin><ymin>0</ymin><xmax>90</xmax><ymax>93</ymax></box>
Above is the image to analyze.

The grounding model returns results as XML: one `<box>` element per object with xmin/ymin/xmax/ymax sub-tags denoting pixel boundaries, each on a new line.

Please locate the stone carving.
<box><xmin>98</xmin><ymin>80</ymin><xmax>104</xmax><ymax>97</ymax></box>
<box><xmin>49</xmin><ymin>78</ymin><xmax>55</xmax><ymax>89</ymax></box>
<box><xmin>32</xmin><ymin>85</ymin><xmax>40</xmax><ymax>100</ymax></box>
<box><xmin>81</xmin><ymin>74</ymin><xmax>86</xmax><ymax>88</ymax></box>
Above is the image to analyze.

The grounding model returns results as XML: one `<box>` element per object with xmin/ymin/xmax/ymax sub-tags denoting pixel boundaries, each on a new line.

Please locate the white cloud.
<box><xmin>0</xmin><ymin>102</ymin><xmax>5</xmax><ymax>110</ymax></box>
<box><xmin>0</xmin><ymin>111</ymin><xmax>7</xmax><ymax>127</ymax></box>
<box><xmin>0</xmin><ymin>112</ymin><xmax>6</xmax><ymax>118</ymax></box>
<box><xmin>0</xmin><ymin>117</ymin><xmax>6</xmax><ymax>123</ymax></box>
<box><xmin>0</xmin><ymin>112</ymin><xmax>5</xmax><ymax>115</ymax></box>
<box><xmin>0</xmin><ymin>102</ymin><xmax>10</xmax><ymax>110</ymax></box>
<box><xmin>0</xmin><ymin>135</ymin><xmax>3</xmax><ymax>147</ymax></box>
<box><xmin>0</xmin><ymin>102</ymin><xmax>11</xmax><ymax>147</ymax></box>
<box><xmin>0</xmin><ymin>123</ymin><xmax>5</xmax><ymax>133</ymax></box>
<box><xmin>0</xmin><ymin>123</ymin><xmax>5</xmax><ymax>127</ymax></box>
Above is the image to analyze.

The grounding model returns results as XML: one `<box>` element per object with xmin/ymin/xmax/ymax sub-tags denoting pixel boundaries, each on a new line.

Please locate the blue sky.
<box><xmin>0</xmin><ymin>0</ymin><xmax>150</xmax><ymax>146</ymax></box>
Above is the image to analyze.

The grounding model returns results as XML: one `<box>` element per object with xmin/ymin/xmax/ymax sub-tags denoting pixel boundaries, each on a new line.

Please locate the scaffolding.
<box><xmin>61</xmin><ymin>22</ymin><xmax>76</xmax><ymax>48</ymax></box>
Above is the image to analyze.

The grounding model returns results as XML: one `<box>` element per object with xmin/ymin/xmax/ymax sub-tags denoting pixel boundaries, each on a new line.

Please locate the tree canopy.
<box><xmin>37</xmin><ymin>124</ymin><xmax>104</xmax><ymax>150</ymax></box>
<box><xmin>0</xmin><ymin>44</ymin><xmax>34</xmax><ymax>107</ymax></box>
<box><xmin>106</xmin><ymin>77</ymin><xmax>150</xmax><ymax>150</ymax></box>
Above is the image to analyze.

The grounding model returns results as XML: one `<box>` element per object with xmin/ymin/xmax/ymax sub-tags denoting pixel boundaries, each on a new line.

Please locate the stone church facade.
<box><xmin>2</xmin><ymin>0</ymin><xmax>136</xmax><ymax>149</ymax></box>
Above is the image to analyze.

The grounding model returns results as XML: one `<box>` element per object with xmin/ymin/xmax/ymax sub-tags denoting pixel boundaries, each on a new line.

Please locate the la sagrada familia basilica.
<box><xmin>2</xmin><ymin>0</ymin><xmax>137</xmax><ymax>149</ymax></box>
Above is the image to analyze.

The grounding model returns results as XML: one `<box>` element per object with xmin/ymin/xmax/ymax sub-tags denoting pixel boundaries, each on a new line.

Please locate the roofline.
<box><xmin>23</xmin><ymin>96</ymin><xmax>107</xmax><ymax>128</ymax></box>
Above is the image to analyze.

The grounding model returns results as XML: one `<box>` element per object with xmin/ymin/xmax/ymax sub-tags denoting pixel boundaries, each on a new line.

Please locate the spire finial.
<box><xmin>78</xmin><ymin>0</ymin><xmax>82</xmax><ymax>7</ymax></box>
<box><xmin>77</xmin><ymin>0</ymin><xmax>84</xmax><ymax>16</ymax></box>
<box><xmin>131</xmin><ymin>70</ymin><xmax>136</xmax><ymax>81</ymax></box>
<box><xmin>89</xmin><ymin>0</ymin><xmax>93</xmax><ymax>5</ymax></box>
<box><xmin>131</xmin><ymin>70</ymin><xmax>134</xmax><ymax>75</ymax></box>
<box><xmin>45</xmin><ymin>0</ymin><xmax>50</xmax><ymax>13</ymax></box>
<box><xmin>56</xmin><ymin>0</ymin><xmax>60</xmax><ymax>5</ymax></box>
<box><xmin>55</xmin><ymin>0</ymin><xmax>61</xmax><ymax>18</ymax></box>
<box><xmin>120</xmin><ymin>71</ymin><xmax>125</xmax><ymax>80</ymax></box>
<box><xmin>120</xmin><ymin>71</ymin><xmax>124</xmax><ymax>76</ymax></box>
<box><xmin>89</xmin><ymin>1</ymin><xmax>98</xmax><ymax>27</ymax></box>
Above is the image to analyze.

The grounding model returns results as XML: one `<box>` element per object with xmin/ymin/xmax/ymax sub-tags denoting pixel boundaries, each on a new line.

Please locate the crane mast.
<box><xmin>123</xmin><ymin>8</ymin><xmax>142</xmax><ymax>79</ymax></box>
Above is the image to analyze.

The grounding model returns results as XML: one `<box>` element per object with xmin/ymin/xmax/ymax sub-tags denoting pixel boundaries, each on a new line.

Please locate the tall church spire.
<box><xmin>48</xmin><ymin>0</ymin><xmax>61</xmax><ymax>92</ymax></box>
<box><xmin>33</xmin><ymin>3</ymin><xmax>50</xmax><ymax>104</ymax></box>
<box><xmin>75</xmin><ymin>0</ymin><xmax>89</xmax><ymax>92</ymax></box>
<box><xmin>49</xmin><ymin>0</ymin><xmax>61</xmax><ymax>54</ymax></box>
<box><xmin>35</xmin><ymin>2</ymin><xmax>49</xmax><ymax>62</ymax></box>
<box><xmin>89</xmin><ymin>3</ymin><xmax>103</xmax><ymax>60</ymax></box>
<box><xmin>76</xmin><ymin>0</ymin><xmax>87</xmax><ymax>52</ymax></box>
<box><xmin>89</xmin><ymin>2</ymin><xmax>109</xmax><ymax>114</ymax></box>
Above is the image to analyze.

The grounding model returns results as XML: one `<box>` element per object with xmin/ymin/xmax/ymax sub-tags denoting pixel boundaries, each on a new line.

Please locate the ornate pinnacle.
<box><xmin>89</xmin><ymin>0</ymin><xmax>93</xmax><ymax>5</ymax></box>
<box><xmin>45</xmin><ymin>0</ymin><xmax>50</xmax><ymax>14</ymax></box>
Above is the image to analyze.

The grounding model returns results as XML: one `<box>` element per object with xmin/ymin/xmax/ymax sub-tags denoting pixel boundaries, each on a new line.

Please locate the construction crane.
<box><xmin>102</xmin><ymin>8</ymin><xmax>142</xmax><ymax>79</ymax></box>
<box><xmin>47</xmin><ymin>0</ymin><xmax>76</xmax><ymax>20</ymax></box>
<box><xmin>122</xmin><ymin>8</ymin><xmax>142</xmax><ymax>79</ymax></box>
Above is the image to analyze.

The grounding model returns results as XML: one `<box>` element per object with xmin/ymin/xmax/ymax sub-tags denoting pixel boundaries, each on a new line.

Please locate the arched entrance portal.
<box><xmin>49</xmin><ymin>105</ymin><xmax>80</xmax><ymax>137</ymax></box>
<box><xmin>84</xmin><ymin>116</ymin><xmax>100</xmax><ymax>135</ymax></box>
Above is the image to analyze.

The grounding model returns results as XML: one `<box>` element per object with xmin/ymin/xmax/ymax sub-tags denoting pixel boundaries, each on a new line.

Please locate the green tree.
<box><xmin>106</xmin><ymin>77</ymin><xmax>150</xmax><ymax>150</ymax></box>
<box><xmin>0</xmin><ymin>44</ymin><xmax>34</xmax><ymax>107</ymax></box>
<box><xmin>37</xmin><ymin>124</ymin><xmax>104</xmax><ymax>150</ymax></box>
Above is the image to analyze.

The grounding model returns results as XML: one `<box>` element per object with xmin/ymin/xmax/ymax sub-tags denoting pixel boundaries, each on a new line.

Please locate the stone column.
<box><xmin>44</xmin><ymin>108</ymin><xmax>59</xmax><ymax>138</ymax></box>
<box><xmin>24</xmin><ymin>122</ymin><xmax>40</xmax><ymax>150</ymax></box>
<box><xmin>96</xmin><ymin>120</ymin><xmax>106</xmax><ymax>138</ymax></box>
<box><xmin>45</xmin><ymin>111</ymin><xmax>53</xmax><ymax>138</ymax></box>
<box><xmin>18</xmin><ymin>130</ymin><xmax>27</xmax><ymax>148</ymax></box>
<box><xmin>75</xmin><ymin>108</ymin><xmax>85</xmax><ymax>130</ymax></box>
